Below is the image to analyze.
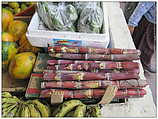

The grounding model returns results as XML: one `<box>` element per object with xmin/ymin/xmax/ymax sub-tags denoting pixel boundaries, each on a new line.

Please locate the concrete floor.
<box><xmin>144</xmin><ymin>53</ymin><xmax>157</xmax><ymax>106</ymax></box>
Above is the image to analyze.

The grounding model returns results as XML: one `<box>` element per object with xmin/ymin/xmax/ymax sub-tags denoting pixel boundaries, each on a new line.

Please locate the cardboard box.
<box><xmin>26</xmin><ymin>2</ymin><xmax>110</xmax><ymax>48</ymax></box>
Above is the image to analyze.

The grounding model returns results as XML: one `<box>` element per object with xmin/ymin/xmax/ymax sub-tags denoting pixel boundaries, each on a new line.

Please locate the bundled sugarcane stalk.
<box><xmin>46</xmin><ymin>66</ymin><xmax>140</xmax><ymax>74</ymax></box>
<box><xmin>49</xmin><ymin>53</ymin><xmax>140</xmax><ymax>61</ymax></box>
<box><xmin>38</xmin><ymin>46</ymin><xmax>147</xmax><ymax>101</ymax></box>
<box><xmin>47</xmin><ymin>60</ymin><xmax>139</xmax><ymax>69</ymax></box>
<box><xmin>47</xmin><ymin>59</ymin><xmax>96</xmax><ymax>65</ymax></box>
<box><xmin>47</xmin><ymin>61</ymin><xmax>139</xmax><ymax>71</ymax></box>
<box><xmin>48</xmin><ymin>46</ymin><xmax>141</xmax><ymax>55</ymax></box>
<box><xmin>40</xmin><ymin>88</ymin><xmax>146</xmax><ymax>98</ymax></box>
<box><xmin>41</xmin><ymin>79</ymin><xmax>148</xmax><ymax>89</ymax></box>
<box><xmin>46</xmin><ymin>59</ymin><xmax>140</xmax><ymax>73</ymax></box>
<box><xmin>43</xmin><ymin>70</ymin><xmax>139</xmax><ymax>81</ymax></box>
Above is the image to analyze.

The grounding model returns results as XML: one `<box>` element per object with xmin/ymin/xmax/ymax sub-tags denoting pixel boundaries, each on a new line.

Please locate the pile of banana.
<box><xmin>53</xmin><ymin>100</ymin><xmax>101</xmax><ymax>117</ymax></box>
<box><xmin>2</xmin><ymin>92</ymin><xmax>50</xmax><ymax>117</ymax></box>
<box><xmin>2</xmin><ymin>92</ymin><xmax>101</xmax><ymax>117</ymax></box>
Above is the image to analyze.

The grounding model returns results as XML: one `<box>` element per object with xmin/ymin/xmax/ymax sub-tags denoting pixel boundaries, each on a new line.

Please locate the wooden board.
<box><xmin>2</xmin><ymin>72</ymin><xmax>28</xmax><ymax>92</ymax></box>
<box><xmin>33</xmin><ymin>53</ymin><xmax>52</xmax><ymax>73</ymax></box>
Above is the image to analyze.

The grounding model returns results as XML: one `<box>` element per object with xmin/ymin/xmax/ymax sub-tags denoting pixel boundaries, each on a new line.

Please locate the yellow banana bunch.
<box><xmin>2</xmin><ymin>92</ymin><xmax>102</xmax><ymax>118</ymax></box>
<box><xmin>2</xmin><ymin>92</ymin><xmax>12</xmax><ymax>98</ymax></box>
<box><xmin>2</xmin><ymin>92</ymin><xmax>21</xmax><ymax>117</ymax></box>
<box><xmin>2</xmin><ymin>103</ymin><xmax>18</xmax><ymax>117</ymax></box>
<box><xmin>31</xmin><ymin>99</ymin><xmax>50</xmax><ymax>117</ymax></box>
<box><xmin>20</xmin><ymin>104</ymin><xmax>31</xmax><ymax>117</ymax></box>
<box><xmin>54</xmin><ymin>100</ymin><xmax>84</xmax><ymax>117</ymax></box>
<box><xmin>53</xmin><ymin>100</ymin><xmax>102</xmax><ymax>117</ymax></box>
<box><xmin>2</xmin><ymin>92</ymin><xmax>50</xmax><ymax>118</ymax></box>
<box><xmin>27</xmin><ymin>104</ymin><xmax>41</xmax><ymax>117</ymax></box>
<box><xmin>73</xmin><ymin>104</ymin><xmax>86</xmax><ymax>117</ymax></box>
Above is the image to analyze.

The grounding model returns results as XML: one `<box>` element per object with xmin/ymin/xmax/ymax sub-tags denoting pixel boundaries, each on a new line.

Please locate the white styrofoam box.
<box><xmin>26</xmin><ymin>2</ymin><xmax>110</xmax><ymax>48</ymax></box>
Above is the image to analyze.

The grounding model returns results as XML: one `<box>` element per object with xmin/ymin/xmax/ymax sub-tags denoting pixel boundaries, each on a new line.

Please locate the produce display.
<box><xmin>2</xmin><ymin>2</ymin><xmax>35</xmax><ymax>15</ymax></box>
<box><xmin>2</xmin><ymin>1</ymin><xmax>149</xmax><ymax>118</ymax></box>
<box><xmin>2</xmin><ymin>92</ymin><xmax>50</xmax><ymax>117</ymax></box>
<box><xmin>2</xmin><ymin>5</ymin><xmax>41</xmax><ymax>73</ymax></box>
<box><xmin>37</xmin><ymin>2</ymin><xmax>104</xmax><ymax>33</ymax></box>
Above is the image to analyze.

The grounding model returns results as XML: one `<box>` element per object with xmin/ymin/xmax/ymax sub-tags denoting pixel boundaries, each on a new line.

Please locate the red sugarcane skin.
<box><xmin>41</xmin><ymin>79</ymin><xmax>148</xmax><ymax>89</ymax></box>
<box><xmin>40</xmin><ymin>89</ymin><xmax>146</xmax><ymax>98</ymax></box>
<box><xmin>48</xmin><ymin>46</ymin><xmax>140</xmax><ymax>55</ymax></box>
<box><xmin>49</xmin><ymin>53</ymin><xmax>140</xmax><ymax>61</ymax></box>
<box><xmin>43</xmin><ymin>71</ymin><xmax>139</xmax><ymax>81</ymax></box>
<box><xmin>52</xmin><ymin>62</ymin><xmax>139</xmax><ymax>71</ymax></box>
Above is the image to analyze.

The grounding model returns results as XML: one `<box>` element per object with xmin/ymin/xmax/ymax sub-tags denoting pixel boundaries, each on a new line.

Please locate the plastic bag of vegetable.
<box><xmin>37</xmin><ymin>2</ymin><xmax>78</xmax><ymax>31</ymax></box>
<box><xmin>77</xmin><ymin>2</ymin><xmax>104</xmax><ymax>33</ymax></box>
<box><xmin>73</xmin><ymin>2</ymin><xmax>101</xmax><ymax>15</ymax></box>
<box><xmin>73</xmin><ymin>2</ymin><xmax>91</xmax><ymax>15</ymax></box>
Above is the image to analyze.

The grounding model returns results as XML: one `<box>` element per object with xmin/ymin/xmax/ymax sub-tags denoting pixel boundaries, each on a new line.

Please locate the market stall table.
<box><xmin>100</xmin><ymin>2</ymin><xmax>156</xmax><ymax>117</ymax></box>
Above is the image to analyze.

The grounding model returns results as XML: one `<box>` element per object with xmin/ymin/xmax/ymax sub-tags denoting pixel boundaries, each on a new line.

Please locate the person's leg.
<box><xmin>138</xmin><ymin>21</ymin><xmax>156</xmax><ymax>73</ymax></box>
<box><xmin>132</xmin><ymin>17</ymin><xmax>149</xmax><ymax>49</ymax></box>
<box><xmin>132</xmin><ymin>17</ymin><xmax>156</xmax><ymax>73</ymax></box>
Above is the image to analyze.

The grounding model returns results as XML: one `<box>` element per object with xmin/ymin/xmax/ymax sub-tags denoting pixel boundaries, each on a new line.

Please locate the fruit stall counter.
<box><xmin>2</xmin><ymin>2</ymin><xmax>156</xmax><ymax>118</ymax></box>
<box><xmin>100</xmin><ymin>2</ymin><xmax>156</xmax><ymax>117</ymax></box>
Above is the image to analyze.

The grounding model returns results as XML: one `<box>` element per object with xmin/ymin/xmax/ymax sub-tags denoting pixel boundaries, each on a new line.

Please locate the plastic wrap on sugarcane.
<box><xmin>48</xmin><ymin>46</ymin><xmax>141</xmax><ymax>55</ymax></box>
<box><xmin>40</xmin><ymin>88</ymin><xmax>146</xmax><ymax>98</ymax></box>
<box><xmin>47</xmin><ymin>62</ymin><xmax>139</xmax><ymax>71</ymax></box>
<box><xmin>41</xmin><ymin>79</ymin><xmax>148</xmax><ymax>89</ymax></box>
<box><xmin>49</xmin><ymin>53</ymin><xmax>140</xmax><ymax>61</ymax></box>
<box><xmin>43</xmin><ymin>70</ymin><xmax>139</xmax><ymax>81</ymax></box>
